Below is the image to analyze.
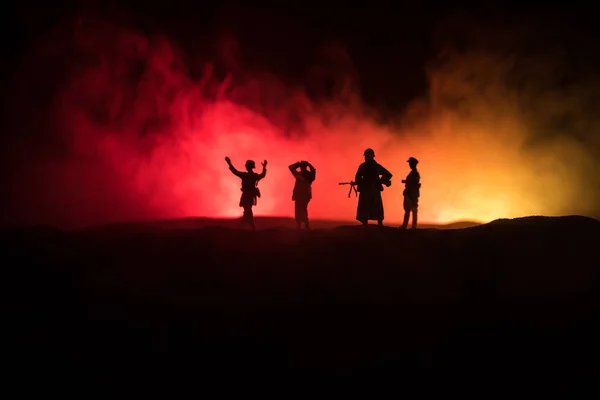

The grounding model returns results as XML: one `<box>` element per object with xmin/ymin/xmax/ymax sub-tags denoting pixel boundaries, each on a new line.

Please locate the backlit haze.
<box><xmin>2</xmin><ymin>12</ymin><xmax>599</xmax><ymax>229</ymax></box>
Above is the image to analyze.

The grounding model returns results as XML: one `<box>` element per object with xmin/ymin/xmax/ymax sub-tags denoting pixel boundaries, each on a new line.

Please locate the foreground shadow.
<box><xmin>3</xmin><ymin>215</ymin><xmax>600</xmax><ymax>387</ymax></box>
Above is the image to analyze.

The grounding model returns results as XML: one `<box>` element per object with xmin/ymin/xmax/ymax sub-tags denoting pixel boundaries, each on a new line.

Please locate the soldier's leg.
<box><xmin>241</xmin><ymin>206</ymin><xmax>248</xmax><ymax>226</ymax></box>
<box><xmin>249</xmin><ymin>206</ymin><xmax>256</xmax><ymax>230</ymax></box>
<box><xmin>412</xmin><ymin>208</ymin><xmax>418</xmax><ymax>229</ymax></box>
<box><xmin>401</xmin><ymin>196</ymin><xmax>410</xmax><ymax>228</ymax></box>
<box><xmin>243</xmin><ymin>205</ymin><xmax>255</xmax><ymax>230</ymax></box>
<box><xmin>303</xmin><ymin>200</ymin><xmax>310</xmax><ymax>228</ymax></box>
<box><xmin>411</xmin><ymin>200</ymin><xmax>419</xmax><ymax>229</ymax></box>
<box><xmin>240</xmin><ymin>208</ymin><xmax>247</xmax><ymax>227</ymax></box>
<box><xmin>294</xmin><ymin>201</ymin><xmax>301</xmax><ymax>229</ymax></box>
<box><xmin>402</xmin><ymin>211</ymin><xmax>409</xmax><ymax>229</ymax></box>
<box><xmin>239</xmin><ymin>197</ymin><xmax>246</xmax><ymax>227</ymax></box>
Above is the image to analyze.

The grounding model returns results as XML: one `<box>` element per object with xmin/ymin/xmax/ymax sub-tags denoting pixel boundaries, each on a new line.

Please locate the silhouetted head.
<box><xmin>364</xmin><ymin>148</ymin><xmax>375</xmax><ymax>161</ymax></box>
<box><xmin>300</xmin><ymin>160</ymin><xmax>309</xmax><ymax>171</ymax></box>
<box><xmin>408</xmin><ymin>157</ymin><xmax>419</xmax><ymax>169</ymax></box>
<box><xmin>245</xmin><ymin>160</ymin><xmax>256</xmax><ymax>171</ymax></box>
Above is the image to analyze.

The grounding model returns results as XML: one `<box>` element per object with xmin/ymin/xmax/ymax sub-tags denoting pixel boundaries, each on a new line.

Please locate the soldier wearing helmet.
<box><xmin>354</xmin><ymin>148</ymin><xmax>393</xmax><ymax>226</ymax></box>
<box><xmin>225</xmin><ymin>156</ymin><xmax>268</xmax><ymax>230</ymax></box>
<box><xmin>401</xmin><ymin>157</ymin><xmax>421</xmax><ymax>229</ymax></box>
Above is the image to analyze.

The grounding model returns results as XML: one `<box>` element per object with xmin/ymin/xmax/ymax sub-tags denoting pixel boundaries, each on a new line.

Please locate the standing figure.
<box><xmin>401</xmin><ymin>157</ymin><xmax>421</xmax><ymax>229</ymax></box>
<box><xmin>289</xmin><ymin>160</ymin><xmax>316</xmax><ymax>229</ymax></box>
<box><xmin>225</xmin><ymin>156</ymin><xmax>267</xmax><ymax>230</ymax></box>
<box><xmin>355</xmin><ymin>148</ymin><xmax>393</xmax><ymax>226</ymax></box>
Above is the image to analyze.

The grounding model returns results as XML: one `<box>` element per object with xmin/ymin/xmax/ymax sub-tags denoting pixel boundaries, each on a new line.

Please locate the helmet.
<box><xmin>407</xmin><ymin>157</ymin><xmax>419</xmax><ymax>165</ymax></box>
<box><xmin>364</xmin><ymin>148</ymin><xmax>375</xmax><ymax>158</ymax></box>
<box><xmin>245</xmin><ymin>160</ymin><xmax>256</xmax><ymax>169</ymax></box>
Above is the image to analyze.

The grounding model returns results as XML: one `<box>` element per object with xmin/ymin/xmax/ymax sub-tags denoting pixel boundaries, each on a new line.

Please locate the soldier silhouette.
<box><xmin>289</xmin><ymin>160</ymin><xmax>316</xmax><ymax>229</ymax></box>
<box><xmin>225</xmin><ymin>156</ymin><xmax>267</xmax><ymax>230</ymax></box>
<box><xmin>401</xmin><ymin>157</ymin><xmax>421</xmax><ymax>229</ymax></box>
<box><xmin>354</xmin><ymin>148</ymin><xmax>392</xmax><ymax>226</ymax></box>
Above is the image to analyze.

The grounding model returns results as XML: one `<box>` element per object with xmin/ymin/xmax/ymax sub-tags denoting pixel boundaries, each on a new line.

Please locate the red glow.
<box><xmin>4</xmin><ymin>15</ymin><xmax>597</xmax><ymax>229</ymax></box>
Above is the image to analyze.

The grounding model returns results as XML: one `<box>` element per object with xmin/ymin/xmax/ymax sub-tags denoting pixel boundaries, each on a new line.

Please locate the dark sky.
<box><xmin>2</xmin><ymin>1</ymin><xmax>598</xmax><ymax>116</ymax></box>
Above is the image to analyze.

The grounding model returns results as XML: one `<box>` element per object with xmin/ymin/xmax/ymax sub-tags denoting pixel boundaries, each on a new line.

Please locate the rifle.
<box><xmin>338</xmin><ymin>181</ymin><xmax>358</xmax><ymax>198</ymax></box>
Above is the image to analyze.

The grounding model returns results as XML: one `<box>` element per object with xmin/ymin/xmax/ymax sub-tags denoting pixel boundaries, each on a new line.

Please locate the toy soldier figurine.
<box><xmin>225</xmin><ymin>156</ymin><xmax>267</xmax><ymax>230</ymax></box>
<box><xmin>354</xmin><ymin>148</ymin><xmax>392</xmax><ymax>226</ymax></box>
<box><xmin>401</xmin><ymin>157</ymin><xmax>421</xmax><ymax>229</ymax></box>
<box><xmin>289</xmin><ymin>160</ymin><xmax>316</xmax><ymax>229</ymax></box>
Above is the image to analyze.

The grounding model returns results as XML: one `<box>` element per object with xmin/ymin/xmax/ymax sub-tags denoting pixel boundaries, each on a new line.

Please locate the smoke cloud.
<box><xmin>2</xmin><ymin>11</ymin><xmax>599</xmax><ymax>229</ymax></box>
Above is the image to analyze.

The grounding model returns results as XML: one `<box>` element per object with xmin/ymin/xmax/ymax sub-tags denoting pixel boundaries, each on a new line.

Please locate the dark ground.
<box><xmin>4</xmin><ymin>215</ymin><xmax>600</xmax><ymax>391</ymax></box>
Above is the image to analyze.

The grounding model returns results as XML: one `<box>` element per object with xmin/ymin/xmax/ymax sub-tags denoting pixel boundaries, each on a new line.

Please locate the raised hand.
<box><xmin>262</xmin><ymin>160</ymin><xmax>268</xmax><ymax>167</ymax></box>
<box><xmin>225</xmin><ymin>156</ymin><xmax>231</xmax><ymax>164</ymax></box>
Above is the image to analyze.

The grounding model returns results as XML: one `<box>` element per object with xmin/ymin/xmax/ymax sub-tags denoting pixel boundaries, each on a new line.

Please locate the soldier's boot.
<box><xmin>243</xmin><ymin>207</ymin><xmax>255</xmax><ymax>230</ymax></box>
<box><xmin>402</xmin><ymin>211</ymin><xmax>410</xmax><ymax>229</ymax></box>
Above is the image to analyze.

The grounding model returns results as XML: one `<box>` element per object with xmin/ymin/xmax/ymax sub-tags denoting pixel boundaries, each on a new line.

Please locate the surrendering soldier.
<box><xmin>289</xmin><ymin>160</ymin><xmax>316</xmax><ymax>229</ymax></box>
<box><xmin>355</xmin><ymin>148</ymin><xmax>393</xmax><ymax>226</ymax></box>
<box><xmin>401</xmin><ymin>157</ymin><xmax>421</xmax><ymax>229</ymax></box>
<box><xmin>225</xmin><ymin>156</ymin><xmax>267</xmax><ymax>230</ymax></box>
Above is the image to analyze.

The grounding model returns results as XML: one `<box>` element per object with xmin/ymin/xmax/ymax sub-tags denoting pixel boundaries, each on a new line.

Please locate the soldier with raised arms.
<box><xmin>289</xmin><ymin>160</ymin><xmax>316</xmax><ymax>229</ymax></box>
<box><xmin>225</xmin><ymin>156</ymin><xmax>267</xmax><ymax>230</ymax></box>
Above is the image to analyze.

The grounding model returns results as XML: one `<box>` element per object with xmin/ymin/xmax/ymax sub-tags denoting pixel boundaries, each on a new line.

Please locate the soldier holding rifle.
<box><xmin>340</xmin><ymin>148</ymin><xmax>392</xmax><ymax>226</ymax></box>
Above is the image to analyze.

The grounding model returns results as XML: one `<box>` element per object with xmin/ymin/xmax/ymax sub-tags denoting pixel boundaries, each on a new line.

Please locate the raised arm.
<box><xmin>307</xmin><ymin>162</ymin><xmax>316</xmax><ymax>181</ymax></box>
<box><xmin>225</xmin><ymin>157</ymin><xmax>243</xmax><ymax>178</ymax></box>
<box><xmin>257</xmin><ymin>160</ymin><xmax>268</xmax><ymax>180</ymax></box>
<box><xmin>288</xmin><ymin>162</ymin><xmax>300</xmax><ymax>177</ymax></box>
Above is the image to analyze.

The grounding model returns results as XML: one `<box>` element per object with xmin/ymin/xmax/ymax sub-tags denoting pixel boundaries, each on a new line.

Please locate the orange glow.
<box><xmin>77</xmin><ymin>99</ymin><xmax>583</xmax><ymax>227</ymax></box>
<box><xmin>4</xmin><ymin>15</ymin><xmax>598</xmax><ymax>229</ymax></box>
